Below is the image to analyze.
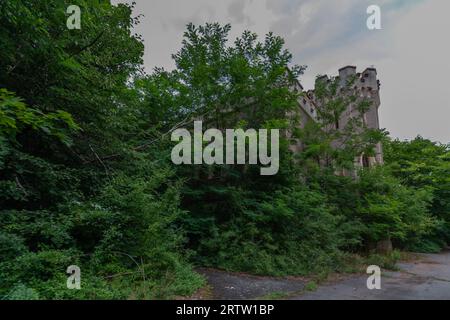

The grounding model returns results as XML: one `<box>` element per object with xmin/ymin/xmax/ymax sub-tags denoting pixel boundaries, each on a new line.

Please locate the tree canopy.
<box><xmin>0</xmin><ymin>1</ymin><xmax>448</xmax><ymax>300</ymax></box>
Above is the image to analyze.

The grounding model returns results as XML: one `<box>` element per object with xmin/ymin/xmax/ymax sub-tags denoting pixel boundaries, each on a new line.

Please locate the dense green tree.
<box><xmin>0</xmin><ymin>0</ymin><xmax>202</xmax><ymax>299</ymax></box>
<box><xmin>1</xmin><ymin>1</ymin><xmax>448</xmax><ymax>299</ymax></box>
<box><xmin>384</xmin><ymin>137</ymin><xmax>450</xmax><ymax>250</ymax></box>
<box><xmin>356</xmin><ymin>166</ymin><xmax>436</xmax><ymax>249</ymax></box>
<box><xmin>138</xmin><ymin>24</ymin><xmax>322</xmax><ymax>272</ymax></box>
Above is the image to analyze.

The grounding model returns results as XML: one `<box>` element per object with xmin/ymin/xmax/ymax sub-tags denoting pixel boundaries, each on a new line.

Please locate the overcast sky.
<box><xmin>114</xmin><ymin>0</ymin><xmax>450</xmax><ymax>143</ymax></box>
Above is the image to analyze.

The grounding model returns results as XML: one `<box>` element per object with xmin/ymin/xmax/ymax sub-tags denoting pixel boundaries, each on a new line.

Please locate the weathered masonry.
<box><xmin>291</xmin><ymin>65</ymin><xmax>383</xmax><ymax>170</ymax></box>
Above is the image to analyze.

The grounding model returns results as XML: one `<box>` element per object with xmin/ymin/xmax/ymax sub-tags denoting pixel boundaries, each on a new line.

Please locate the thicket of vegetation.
<box><xmin>1</xmin><ymin>1</ymin><xmax>449</xmax><ymax>299</ymax></box>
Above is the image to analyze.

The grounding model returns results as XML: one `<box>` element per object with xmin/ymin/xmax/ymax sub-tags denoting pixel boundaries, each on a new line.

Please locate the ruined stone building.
<box><xmin>292</xmin><ymin>65</ymin><xmax>384</xmax><ymax>169</ymax></box>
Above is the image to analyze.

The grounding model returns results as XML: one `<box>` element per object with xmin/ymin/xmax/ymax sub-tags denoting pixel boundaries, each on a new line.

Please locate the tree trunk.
<box><xmin>376</xmin><ymin>237</ymin><xmax>393</xmax><ymax>255</ymax></box>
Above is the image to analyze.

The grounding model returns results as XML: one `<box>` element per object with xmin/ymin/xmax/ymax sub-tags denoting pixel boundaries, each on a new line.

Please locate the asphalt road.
<box><xmin>199</xmin><ymin>268</ymin><xmax>307</xmax><ymax>300</ymax></box>
<box><xmin>293</xmin><ymin>251</ymin><xmax>450</xmax><ymax>300</ymax></box>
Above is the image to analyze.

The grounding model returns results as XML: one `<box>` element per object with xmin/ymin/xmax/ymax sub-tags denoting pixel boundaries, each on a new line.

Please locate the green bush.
<box><xmin>384</xmin><ymin>137</ymin><xmax>450</xmax><ymax>249</ymax></box>
<box><xmin>356</xmin><ymin>167</ymin><xmax>437</xmax><ymax>248</ymax></box>
<box><xmin>0</xmin><ymin>172</ymin><xmax>205</xmax><ymax>299</ymax></box>
<box><xmin>187</xmin><ymin>186</ymin><xmax>344</xmax><ymax>276</ymax></box>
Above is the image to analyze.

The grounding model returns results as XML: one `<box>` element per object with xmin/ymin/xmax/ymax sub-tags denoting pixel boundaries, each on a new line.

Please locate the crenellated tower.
<box><xmin>293</xmin><ymin>66</ymin><xmax>383</xmax><ymax>169</ymax></box>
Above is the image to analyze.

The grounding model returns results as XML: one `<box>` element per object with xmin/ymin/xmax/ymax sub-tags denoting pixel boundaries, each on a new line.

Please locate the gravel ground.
<box><xmin>197</xmin><ymin>250</ymin><xmax>450</xmax><ymax>300</ymax></box>
<box><xmin>198</xmin><ymin>268</ymin><xmax>307</xmax><ymax>300</ymax></box>
<box><xmin>292</xmin><ymin>250</ymin><xmax>450</xmax><ymax>300</ymax></box>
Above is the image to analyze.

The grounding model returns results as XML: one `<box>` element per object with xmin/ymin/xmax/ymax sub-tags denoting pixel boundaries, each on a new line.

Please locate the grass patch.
<box><xmin>258</xmin><ymin>291</ymin><xmax>292</xmax><ymax>300</ymax></box>
<box><xmin>304</xmin><ymin>281</ymin><xmax>318</xmax><ymax>292</ymax></box>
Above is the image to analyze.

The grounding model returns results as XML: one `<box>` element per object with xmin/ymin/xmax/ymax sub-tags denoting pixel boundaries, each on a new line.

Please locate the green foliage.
<box><xmin>134</xmin><ymin>22</ymin><xmax>448</xmax><ymax>279</ymax></box>
<box><xmin>304</xmin><ymin>281</ymin><xmax>318</xmax><ymax>292</ymax></box>
<box><xmin>189</xmin><ymin>186</ymin><xmax>343</xmax><ymax>276</ymax></box>
<box><xmin>0</xmin><ymin>0</ymin><xmax>202</xmax><ymax>300</ymax></box>
<box><xmin>384</xmin><ymin>137</ymin><xmax>450</xmax><ymax>250</ymax></box>
<box><xmin>0</xmin><ymin>163</ymin><xmax>204</xmax><ymax>299</ymax></box>
<box><xmin>301</xmin><ymin>165</ymin><xmax>438</xmax><ymax>255</ymax></box>
<box><xmin>0</xmin><ymin>89</ymin><xmax>79</xmax><ymax>144</ymax></box>
<box><xmin>5</xmin><ymin>283</ymin><xmax>40</xmax><ymax>300</ymax></box>
<box><xmin>356</xmin><ymin>167</ymin><xmax>436</xmax><ymax>246</ymax></box>
<box><xmin>1</xmin><ymin>0</ymin><xmax>449</xmax><ymax>300</ymax></box>
<box><xmin>365</xmin><ymin>250</ymin><xmax>402</xmax><ymax>271</ymax></box>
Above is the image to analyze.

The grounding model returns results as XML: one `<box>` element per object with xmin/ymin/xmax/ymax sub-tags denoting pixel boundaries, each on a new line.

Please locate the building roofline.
<box><xmin>363</xmin><ymin>67</ymin><xmax>377</xmax><ymax>73</ymax></box>
<box><xmin>338</xmin><ymin>65</ymin><xmax>357</xmax><ymax>72</ymax></box>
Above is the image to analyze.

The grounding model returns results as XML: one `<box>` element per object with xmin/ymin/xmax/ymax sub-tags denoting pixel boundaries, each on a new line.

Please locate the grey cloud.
<box><xmin>228</xmin><ymin>0</ymin><xmax>251</xmax><ymax>24</ymax></box>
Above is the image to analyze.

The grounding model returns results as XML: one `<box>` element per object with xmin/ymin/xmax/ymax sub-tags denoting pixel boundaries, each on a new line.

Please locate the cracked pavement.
<box><xmin>292</xmin><ymin>250</ymin><xmax>450</xmax><ymax>300</ymax></box>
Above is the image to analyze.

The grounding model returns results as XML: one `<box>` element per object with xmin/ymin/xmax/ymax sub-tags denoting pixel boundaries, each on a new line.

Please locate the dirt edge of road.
<box><xmin>181</xmin><ymin>251</ymin><xmax>450</xmax><ymax>300</ymax></box>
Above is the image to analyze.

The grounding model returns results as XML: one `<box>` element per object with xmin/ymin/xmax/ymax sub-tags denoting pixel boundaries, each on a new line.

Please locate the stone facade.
<box><xmin>292</xmin><ymin>66</ymin><xmax>383</xmax><ymax>169</ymax></box>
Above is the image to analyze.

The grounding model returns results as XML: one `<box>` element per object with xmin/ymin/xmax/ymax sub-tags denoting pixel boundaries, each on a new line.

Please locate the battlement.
<box><xmin>320</xmin><ymin>66</ymin><xmax>380</xmax><ymax>92</ymax></box>
<box><xmin>297</xmin><ymin>66</ymin><xmax>381</xmax><ymax>123</ymax></box>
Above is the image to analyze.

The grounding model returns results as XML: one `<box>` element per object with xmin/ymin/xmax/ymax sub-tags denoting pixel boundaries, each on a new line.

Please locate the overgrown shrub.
<box><xmin>185</xmin><ymin>186</ymin><xmax>344</xmax><ymax>276</ymax></box>
<box><xmin>356</xmin><ymin>167</ymin><xmax>437</xmax><ymax>249</ymax></box>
